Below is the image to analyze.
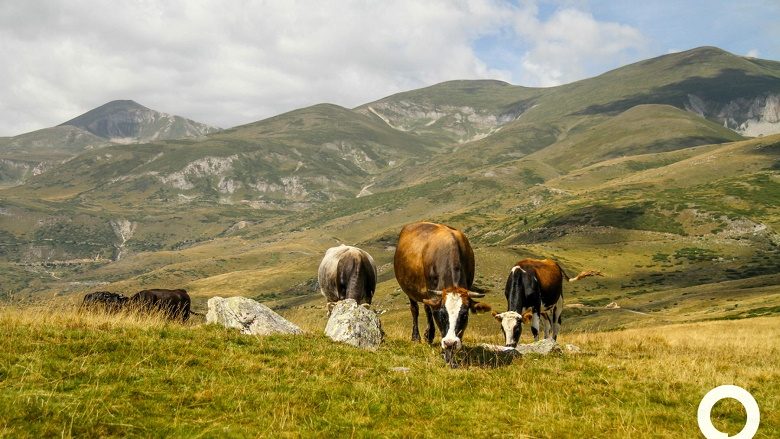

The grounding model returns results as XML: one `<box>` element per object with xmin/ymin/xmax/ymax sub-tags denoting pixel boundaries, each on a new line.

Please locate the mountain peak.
<box><xmin>60</xmin><ymin>100</ymin><xmax>219</xmax><ymax>142</ymax></box>
<box><xmin>98</xmin><ymin>99</ymin><xmax>149</xmax><ymax>111</ymax></box>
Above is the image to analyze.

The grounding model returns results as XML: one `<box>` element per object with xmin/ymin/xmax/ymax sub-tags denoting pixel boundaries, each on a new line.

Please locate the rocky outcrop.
<box><xmin>159</xmin><ymin>155</ymin><xmax>237</xmax><ymax>190</ymax></box>
<box><xmin>359</xmin><ymin>100</ymin><xmax>529</xmax><ymax>143</ymax></box>
<box><xmin>206</xmin><ymin>296</ymin><xmax>302</xmax><ymax>336</ymax></box>
<box><xmin>109</xmin><ymin>219</ymin><xmax>136</xmax><ymax>262</ymax></box>
<box><xmin>686</xmin><ymin>93</ymin><xmax>780</xmax><ymax>136</ymax></box>
<box><xmin>324</xmin><ymin>299</ymin><xmax>384</xmax><ymax>350</ymax></box>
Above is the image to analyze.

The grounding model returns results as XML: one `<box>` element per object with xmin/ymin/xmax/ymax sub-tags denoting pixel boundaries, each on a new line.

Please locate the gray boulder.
<box><xmin>324</xmin><ymin>299</ymin><xmax>384</xmax><ymax>351</ymax></box>
<box><xmin>206</xmin><ymin>296</ymin><xmax>302</xmax><ymax>336</ymax></box>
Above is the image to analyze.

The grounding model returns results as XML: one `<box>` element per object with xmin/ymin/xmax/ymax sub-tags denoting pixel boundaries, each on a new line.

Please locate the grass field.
<box><xmin>1</xmin><ymin>305</ymin><xmax>777</xmax><ymax>438</ymax></box>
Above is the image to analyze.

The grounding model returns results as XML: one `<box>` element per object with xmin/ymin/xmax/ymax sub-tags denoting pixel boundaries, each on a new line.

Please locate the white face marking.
<box><xmin>441</xmin><ymin>293</ymin><xmax>464</xmax><ymax>350</ymax></box>
<box><xmin>498</xmin><ymin>311</ymin><xmax>522</xmax><ymax>346</ymax></box>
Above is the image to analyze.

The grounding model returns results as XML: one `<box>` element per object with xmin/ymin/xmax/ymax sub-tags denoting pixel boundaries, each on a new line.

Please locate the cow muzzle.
<box><xmin>441</xmin><ymin>337</ymin><xmax>462</xmax><ymax>368</ymax></box>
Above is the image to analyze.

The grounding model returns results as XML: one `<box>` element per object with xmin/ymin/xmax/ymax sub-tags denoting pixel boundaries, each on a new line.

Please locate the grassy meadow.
<box><xmin>0</xmin><ymin>303</ymin><xmax>778</xmax><ymax>438</ymax></box>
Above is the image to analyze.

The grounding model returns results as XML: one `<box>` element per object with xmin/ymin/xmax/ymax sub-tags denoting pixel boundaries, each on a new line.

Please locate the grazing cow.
<box><xmin>80</xmin><ymin>291</ymin><xmax>128</xmax><ymax>313</ymax></box>
<box><xmin>494</xmin><ymin>259</ymin><xmax>602</xmax><ymax>346</ymax></box>
<box><xmin>394</xmin><ymin>222</ymin><xmax>491</xmax><ymax>366</ymax></box>
<box><xmin>128</xmin><ymin>288</ymin><xmax>192</xmax><ymax>322</ymax></box>
<box><xmin>318</xmin><ymin>244</ymin><xmax>377</xmax><ymax>313</ymax></box>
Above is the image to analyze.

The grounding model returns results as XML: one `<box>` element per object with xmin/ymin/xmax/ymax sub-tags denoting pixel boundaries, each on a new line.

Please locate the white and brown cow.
<box><xmin>318</xmin><ymin>244</ymin><xmax>377</xmax><ymax>313</ymax></box>
<box><xmin>394</xmin><ymin>222</ymin><xmax>491</xmax><ymax>367</ymax></box>
<box><xmin>494</xmin><ymin>259</ymin><xmax>602</xmax><ymax>346</ymax></box>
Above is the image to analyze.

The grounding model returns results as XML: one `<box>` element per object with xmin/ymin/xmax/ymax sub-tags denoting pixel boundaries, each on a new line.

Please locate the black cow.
<box><xmin>81</xmin><ymin>291</ymin><xmax>128</xmax><ymax>313</ymax></box>
<box><xmin>128</xmin><ymin>289</ymin><xmax>192</xmax><ymax>322</ymax></box>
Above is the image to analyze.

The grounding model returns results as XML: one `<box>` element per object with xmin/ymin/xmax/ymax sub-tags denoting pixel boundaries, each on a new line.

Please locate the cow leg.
<box><xmin>531</xmin><ymin>313</ymin><xmax>541</xmax><ymax>342</ymax></box>
<box><xmin>553</xmin><ymin>296</ymin><xmax>564</xmax><ymax>341</ymax></box>
<box><xmin>409</xmin><ymin>299</ymin><xmax>421</xmax><ymax>342</ymax></box>
<box><xmin>541</xmin><ymin>312</ymin><xmax>551</xmax><ymax>339</ymax></box>
<box><xmin>423</xmin><ymin>304</ymin><xmax>436</xmax><ymax>344</ymax></box>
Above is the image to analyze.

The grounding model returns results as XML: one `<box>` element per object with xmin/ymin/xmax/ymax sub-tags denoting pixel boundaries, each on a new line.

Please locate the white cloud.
<box><xmin>513</xmin><ymin>8</ymin><xmax>647</xmax><ymax>86</ymax></box>
<box><xmin>746</xmin><ymin>49</ymin><xmax>760</xmax><ymax>58</ymax></box>
<box><xmin>0</xmin><ymin>0</ymin><xmax>516</xmax><ymax>135</ymax></box>
<box><xmin>0</xmin><ymin>1</ymin><xmax>649</xmax><ymax>135</ymax></box>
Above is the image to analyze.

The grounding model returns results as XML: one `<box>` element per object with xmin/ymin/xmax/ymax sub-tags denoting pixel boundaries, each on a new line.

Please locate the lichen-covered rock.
<box><xmin>480</xmin><ymin>339</ymin><xmax>582</xmax><ymax>357</ymax></box>
<box><xmin>515</xmin><ymin>339</ymin><xmax>563</xmax><ymax>355</ymax></box>
<box><xmin>324</xmin><ymin>299</ymin><xmax>384</xmax><ymax>351</ymax></box>
<box><xmin>206</xmin><ymin>296</ymin><xmax>302</xmax><ymax>336</ymax></box>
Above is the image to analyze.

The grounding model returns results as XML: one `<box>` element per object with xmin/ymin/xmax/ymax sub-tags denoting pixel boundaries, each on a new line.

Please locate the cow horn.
<box><xmin>427</xmin><ymin>289</ymin><xmax>443</xmax><ymax>296</ymax></box>
<box><xmin>467</xmin><ymin>291</ymin><xmax>485</xmax><ymax>298</ymax></box>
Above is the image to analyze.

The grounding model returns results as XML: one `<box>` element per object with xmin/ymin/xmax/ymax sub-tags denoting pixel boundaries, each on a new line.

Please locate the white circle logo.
<box><xmin>698</xmin><ymin>385</ymin><xmax>760</xmax><ymax>439</ymax></box>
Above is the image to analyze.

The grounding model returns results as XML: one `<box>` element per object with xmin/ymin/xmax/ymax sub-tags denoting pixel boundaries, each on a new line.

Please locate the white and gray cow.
<box><xmin>318</xmin><ymin>244</ymin><xmax>377</xmax><ymax>314</ymax></box>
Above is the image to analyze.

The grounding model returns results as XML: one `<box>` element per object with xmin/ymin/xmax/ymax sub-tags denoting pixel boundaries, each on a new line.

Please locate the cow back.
<box><xmin>394</xmin><ymin>222</ymin><xmax>475</xmax><ymax>302</ymax></box>
<box><xmin>129</xmin><ymin>288</ymin><xmax>191</xmax><ymax>321</ymax></box>
<box><xmin>81</xmin><ymin>291</ymin><xmax>128</xmax><ymax>312</ymax></box>
<box><xmin>506</xmin><ymin>259</ymin><xmax>565</xmax><ymax>312</ymax></box>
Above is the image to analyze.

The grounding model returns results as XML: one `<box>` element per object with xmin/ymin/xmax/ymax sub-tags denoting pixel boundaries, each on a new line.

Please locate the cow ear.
<box><xmin>470</xmin><ymin>301</ymin><xmax>492</xmax><ymax>314</ymax></box>
<box><xmin>521</xmin><ymin>311</ymin><xmax>533</xmax><ymax>323</ymax></box>
<box><xmin>492</xmin><ymin>311</ymin><xmax>503</xmax><ymax>322</ymax></box>
<box><xmin>422</xmin><ymin>298</ymin><xmax>442</xmax><ymax>308</ymax></box>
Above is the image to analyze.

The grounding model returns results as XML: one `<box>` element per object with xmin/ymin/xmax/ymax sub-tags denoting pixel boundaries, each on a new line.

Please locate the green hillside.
<box><xmin>0</xmin><ymin>126</ymin><xmax>109</xmax><ymax>187</ymax></box>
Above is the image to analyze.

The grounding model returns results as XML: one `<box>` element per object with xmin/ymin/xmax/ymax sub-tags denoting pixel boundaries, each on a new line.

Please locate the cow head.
<box><xmin>492</xmin><ymin>310</ymin><xmax>533</xmax><ymax>347</ymax></box>
<box><xmin>493</xmin><ymin>311</ymin><xmax>521</xmax><ymax>347</ymax></box>
<box><xmin>422</xmin><ymin>286</ymin><xmax>491</xmax><ymax>367</ymax></box>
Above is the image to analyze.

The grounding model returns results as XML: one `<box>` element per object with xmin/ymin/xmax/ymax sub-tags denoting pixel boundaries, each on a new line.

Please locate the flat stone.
<box><xmin>480</xmin><ymin>339</ymin><xmax>582</xmax><ymax>356</ymax></box>
<box><xmin>206</xmin><ymin>296</ymin><xmax>302</xmax><ymax>336</ymax></box>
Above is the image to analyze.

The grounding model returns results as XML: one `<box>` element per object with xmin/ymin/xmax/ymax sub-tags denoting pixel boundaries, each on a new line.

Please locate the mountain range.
<box><xmin>1</xmin><ymin>46</ymin><xmax>778</xmax><ymax>331</ymax></box>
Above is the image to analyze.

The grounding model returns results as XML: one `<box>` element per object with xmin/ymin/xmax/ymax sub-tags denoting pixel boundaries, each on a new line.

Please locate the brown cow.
<box><xmin>494</xmin><ymin>259</ymin><xmax>602</xmax><ymax>346</ymax></box>
<box><xmin>393</xmin><ymin>222</ymin><xmax>491</xmax><ymax>366</ymax></box>
<box><xmin>128</xmin><ymin>288</ymin><xmax>192</xmax><ymax>322</ymax></box>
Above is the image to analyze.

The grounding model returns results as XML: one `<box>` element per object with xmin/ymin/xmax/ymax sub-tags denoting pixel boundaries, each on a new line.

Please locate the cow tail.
<box><xmin>507</xmin><ymin>269</ymin><xmax>522</xmax><ymax>312</ymax></box>
<box><xmin>346</xmin><ymin>258</ymin><xmax>363</xmax><ymax>301</ymax></box>
<box><xmin>568</xmin><ymin>270</ymin><xmax>604</xmax><ymax>282</ymax></box>
<box><xmin>557</xmin><ymin>262</ymin><xmax>571</xmax><ymax>282</ymax></box>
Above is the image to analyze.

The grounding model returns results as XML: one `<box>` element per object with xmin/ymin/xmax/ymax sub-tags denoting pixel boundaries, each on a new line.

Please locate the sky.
<box><xmin>1</xmin><ymin>0</ymin><xmax>778</xmax><ymax>136</ymax></box>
